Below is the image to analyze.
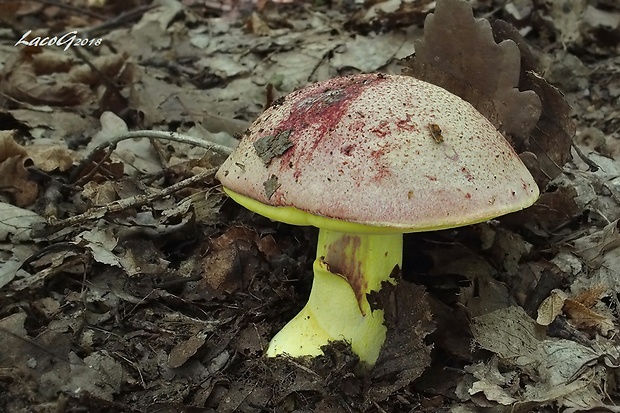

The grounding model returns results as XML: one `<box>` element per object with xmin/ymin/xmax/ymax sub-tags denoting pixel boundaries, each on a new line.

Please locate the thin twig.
<box><xmin>82</xmin><ymin>5</ymin><xmax>157</xmax><ymax>38</ymax></box>
<box><xmin>0</xmin><ymin>327</ymin><xmax>74</xmax><ymax>365</ymax></box>
<box><xmin>71</xmin><ymin>130</ymin><xmax>233</xmax><ymax>183</ymax></box>
<box><xmin>284</xmin><ymin>357</ymin><xmax>322</xmax><ymax>379</ymax></box>
<box><xmin>35</xmin><ymin>167</ymin><xmax>219</xmax><ymax>238</ymax></box>
<box><xmin>71</xmin><ymin>46</ymin><xmax>126</xmax><ymax>104</ymax></box>
<box><xmin>28</xmin><ymin>0</ymin><xmax>107</xmax><ymax>20</ymax></box>
<box><xmin>73</xmin><ymin>145</ymin><xmax>115</xmax><ymax>186</ymax></box>
<box><xmin>19</xmin><ymin>242</ymin><xmax>86</xmax><ymax>271</ymax></box>
<box><xmin>372</xmin><ymin>401</ymin><xmax>388</xmax><ymax>413</ymax></box>
<box><xmin>571</xmin><ymin>141</ymin><xmax>600</xmax><ymax>172</ymax></box>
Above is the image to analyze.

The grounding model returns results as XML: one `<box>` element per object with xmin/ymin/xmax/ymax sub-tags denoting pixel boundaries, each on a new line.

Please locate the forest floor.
<box><xmin>1</xmin><ymin>0</ymin><xmax>620</xmax><ymax>412</ymax></box>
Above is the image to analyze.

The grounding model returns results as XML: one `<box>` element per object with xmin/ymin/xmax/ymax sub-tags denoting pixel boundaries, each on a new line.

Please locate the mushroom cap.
<box><xmin>216</xmin><ymin>73</ymin><xmax>539</xmax><ymax>232</ymax></box>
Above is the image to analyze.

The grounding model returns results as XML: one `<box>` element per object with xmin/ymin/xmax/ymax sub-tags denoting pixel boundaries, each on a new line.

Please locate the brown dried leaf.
<box><xmin>402</xmin><ymin>0</ymin><xmax>542</xmax><ymax>143</ymax></box>
<box><xmin>29</xmin><ymin>50</ymin><xmax>74</xmax><ymax>74</ymax></box>
<box><xmin>563</xmin><ymin>287</ymin><xmax>614</xmax><ymax>337</ymax></box>
<box><xmin>0</xmin><ymin>131</ymin><xmax>28</xmax><ymax>159</ymax></box>
<box><xmin>472</xmin><ymin>306</ymin><xmax>544</xmax><ymax>365</ymax></box>
<box><xmin>168</xmin><ymin>333</ymin><xmax>207</xmax><ymax>368</ymax></box>
<box><xmin>233</xmin><ymin>323</ymin><xmax>269</xmax><ymax>356</ymax></box>
<box><xmin>0</xmin><ymin>131</ymin><xmax>38</xmax><ymax>207</ymax></box>
<box><xmin>491</xmin><ymin>20</ymin><xmax>574</xmax><ymax>184</ymax></box>
<box><xmin>257</xmin><ymin>234</ymin><xmax>281</xmax><ymax>258</ymax></box>
<box><xmin>538</xmin><ymin>285</ymin><xmax>613</xmax><ymax>337</ymax></box>
<box><xmin>572</xmin><ymin>285</ymin><xmax>607</xmax><ymax>308</ymax></box>
<box><xmin>68</xmin><ymin>53</ymin><xmax>127</xmax><ymax>86</ymax></box>
<box><xmin>245</xmin><ymin>12</ymin><xmax>273</xmax><ymax>36</ymax></box>
<box><xmin>76</xmin><ymin>228</ymin><xmax>121</xmax><ymax>268</ymax></box>
<box><xmin>368</xmin><ymin>275</ymin><xmax>434</xmax><ymax>402</ymax></box>
<box><xmin>0</xmin><ymin>312</ymin><xmax>28</xmax><ymax>367</ymax></box>
<box><xmin>574</xmin><ymin>219</ymin><xmax>620</xmax><ymax>268</ymax></box>
<box><xmin>199</xmin><ymin>226</ymin><xmax>263</xmax><ymax>294</ymax></box>
<box><xmin>520</xmin><ymin>260</ymin><xmax>568</xmax><ymax>317</ymax></box>
<box><xmin>464</xmin><ymin>360</ymin><xmax>519</xmax><ymax>406</ymax></box>
<box><xmin>471</xmin><ymin>306</ymin><xmax>620</xmax><ymax>411</ymax></box>
<box><xmin>73</xmin><ymin>149</ymin><xmax>125</xmax><ymax>184</ymax></box>
<box><xmin>501</xmin><ymin>184</ymin><xmax>580</xmax><ymax>235</ymax></box>
<box><xmin>2</xmin><ymin>53</ymin><xmax>90</xmax><ymax>106</ymax></box>
<box><xmin>0</xmin><ymin>1</ymin><xmax>20</xmax><ymax>24</ymax></box>
<box><xmin>346</xmin><ymin>0</ymin><xmax>434</xmax><ymax>34</ymax></box>
<box><xmin>253</xmin><ymin>130</ymin><xmax>293</xmax><ymax>165</ymax></box>
<box><xmin>28</xmin><ymin>146</ymin><xmax>78</xmax><ymax>172</ymax></box>
<box><xmin>201</xmin><ymin>244</ymin><xmax>238</xmax><ymax>293</ymax></box>
<box><xmin>536</xmin><ymin>289</ymin><xmax>567</xmax><ymax>326</ymax></box>
<box><xmin>81</xmin><ymin>181</ymin><xmax>118</xmax><ymax>207</ymax></box>
<box><xmin>120</xmin><ymin>239</ymin><xmax>171</xmax><ymax>277</ymax></box>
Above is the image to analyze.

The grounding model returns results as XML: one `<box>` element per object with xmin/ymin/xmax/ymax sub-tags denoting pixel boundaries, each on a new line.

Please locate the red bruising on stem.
<box><xmin>324</xmin><ymin>234</ymin><xmax>368</xmax><ymax>315</ymax></box>
<box><xmin>270</xmin><ymin>74</ymin><xmax>388</xmax><ymax>180</ymax></box>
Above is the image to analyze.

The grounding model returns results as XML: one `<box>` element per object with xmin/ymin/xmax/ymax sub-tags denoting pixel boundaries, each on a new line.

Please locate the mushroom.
<box><xmin>215</xmin><ymin>73</ymin><xmax>539</xmax><ymax>366</ymax></box>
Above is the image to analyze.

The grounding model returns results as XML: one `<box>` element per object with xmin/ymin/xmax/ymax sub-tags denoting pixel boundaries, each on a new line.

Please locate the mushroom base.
<box><xmin>266</xmin><ymin>229</ymin><xmax>402</xmax><ymax>367</ymax></box>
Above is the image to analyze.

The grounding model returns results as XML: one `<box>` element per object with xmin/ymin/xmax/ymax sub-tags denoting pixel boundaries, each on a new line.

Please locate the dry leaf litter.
<box><xmin>0</xmin><ymin>0</ymin><xmax>619</xmax><ymax>412</ymax></box>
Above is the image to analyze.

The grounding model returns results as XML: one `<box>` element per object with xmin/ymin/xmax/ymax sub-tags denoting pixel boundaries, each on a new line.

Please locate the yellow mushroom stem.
<box><xmin>266</xmin><ymin>230</ymin><xmax>402</xmax><ymax>366</ymax></box>
<box><xmin>221</xmin><ymin>188</ymin><xmax>403</xmax><ymax>366</ymax></box>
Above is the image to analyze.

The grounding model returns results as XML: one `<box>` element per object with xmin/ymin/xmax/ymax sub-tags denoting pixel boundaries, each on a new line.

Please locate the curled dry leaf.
<box><xmin>536</xmin><ymin>287</ymin><xmax>614</xmax><ymax>337</ymax></box>
<box><xmin>28</xmin><ymin>146</ymin><xmax>78</xmax><ymax>172</ymax></box>
<box><xmin>563</xmin><ymin>293</ymin><xmax>615</xmax><ymax>337</ymax></box>
<box><xmin>537</xmin><ymin>289</ymin><xmax>567</xmax><ymax>326</ymax></box>
<box><xmin>573</xmin><ymin>219</ymin><xmax>620</xmax><ymax>268</ymax></box>
<box><xmin>2</xmin><ymin>51</ymin><xmax>90</xmax><ymax>106</ymax></box>
<box><xmin>76</xmin><ymin>228</ymin><xmax>122</xmax><ymax>268</ymax></box>
<box><xmin>2</xmin><ymin>50</ymin><xmax>128</xmax><ymax>108</ymax></box>
<box><xmin>463</xmin><ymin>360</ymin><xmax>519</xmax><ymax>406</ymax></box>
<box><xmin>168</xmin><ymin>332</ymin><xmax>208</xmax><ymax>369</ymax></box>
<box><xmin>0</xmin><ymin>131</ymin><xmax>39</xmax><ymax>207</ymax></box>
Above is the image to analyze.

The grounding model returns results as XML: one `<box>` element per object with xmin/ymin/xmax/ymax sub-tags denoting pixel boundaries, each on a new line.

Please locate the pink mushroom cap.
<box><xmin>216</xmin><ymin>73</ymin><xmax>539</xmax><ymax>232</ymax></box>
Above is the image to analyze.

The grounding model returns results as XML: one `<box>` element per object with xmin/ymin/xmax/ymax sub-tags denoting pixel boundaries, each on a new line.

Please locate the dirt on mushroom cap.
<box><xmin>216</xmin><ymin>73</ymin><xmax>539</xmax><ymax>231</ymax></box>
